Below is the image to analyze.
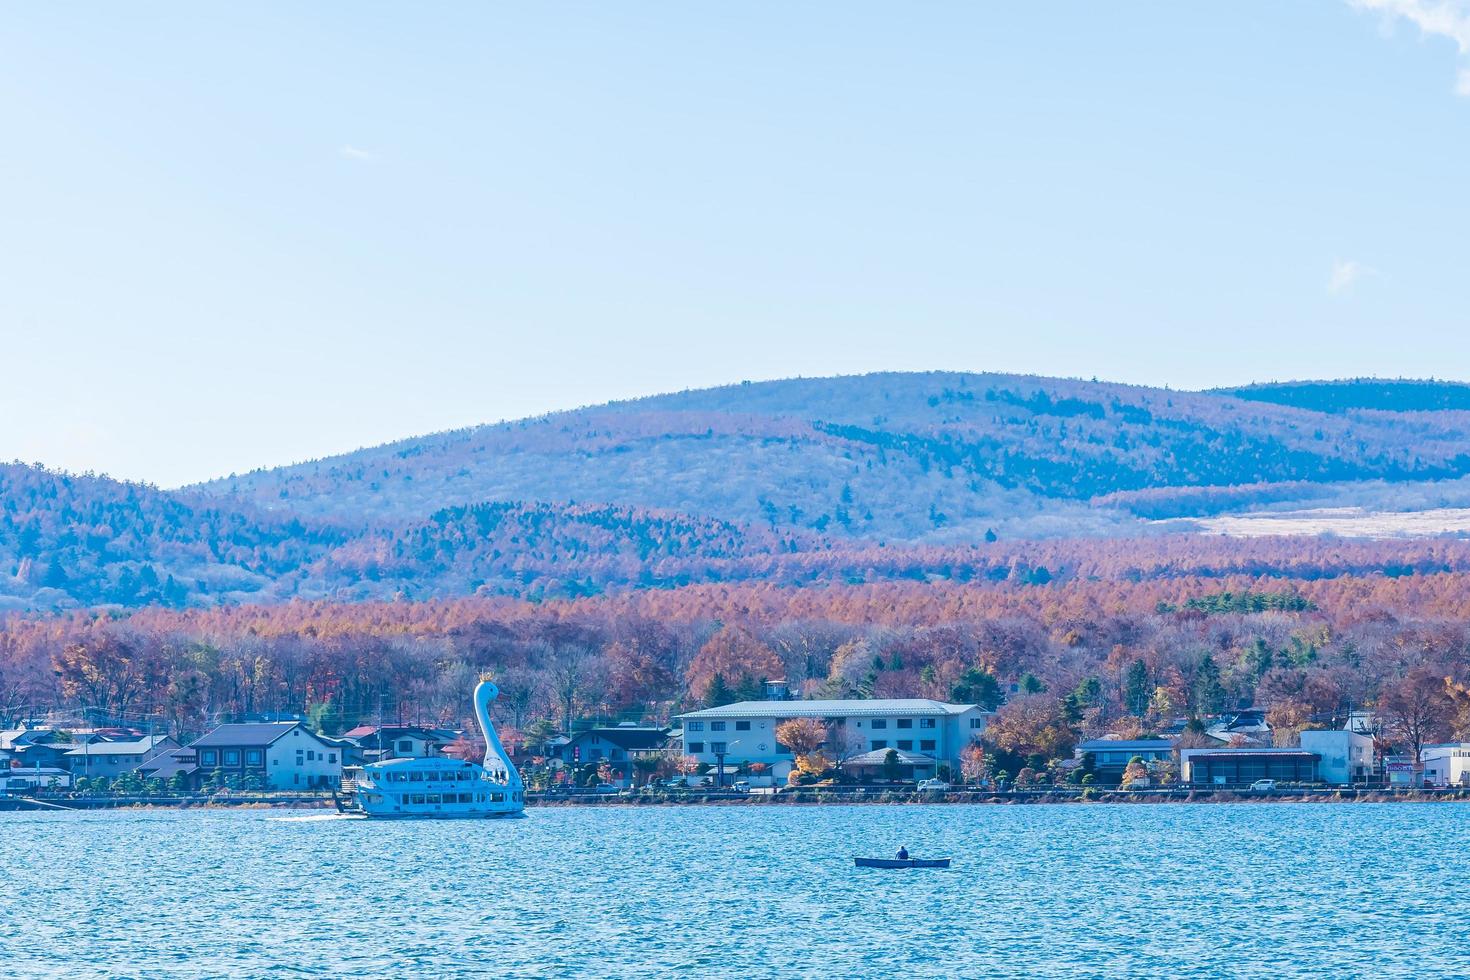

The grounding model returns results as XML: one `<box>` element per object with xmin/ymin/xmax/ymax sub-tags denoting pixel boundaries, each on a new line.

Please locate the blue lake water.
<box><xmin>3</xmin><ymin>801</ymin><xmax>1468</xmax><ymax>978</ymax></box>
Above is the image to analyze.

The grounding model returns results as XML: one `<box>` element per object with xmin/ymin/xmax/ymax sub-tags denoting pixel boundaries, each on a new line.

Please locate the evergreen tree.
<box><xmin>705</xmin><ymin>673</ymin><xmax>735</xmax><ymax>707</ymax></box>
<box><xmin>1124</xmin><ymin>659</ymin><xmax>1151</xmax><ymax>717</ymax></box>
<box><xmin>1194</xmin><ymin>654</ymin><xmax>1226</xmax><ymax>716</ymax></box>
<box><xmin>950</xmin><ymin>667</ymin><xmax>1002</xmax><ymax>710</ymax></box>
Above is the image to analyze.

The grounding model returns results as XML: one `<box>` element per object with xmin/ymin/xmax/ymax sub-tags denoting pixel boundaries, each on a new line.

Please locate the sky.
<box><xmin>2</xmin><ymin>2</ymin><xmax>1469</xmax><ymax>487</ymax></box>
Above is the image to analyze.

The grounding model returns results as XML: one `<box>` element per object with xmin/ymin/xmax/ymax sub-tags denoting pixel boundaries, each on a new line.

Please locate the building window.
<box><xmin>920</xmin><ymin>740</ymin><xmax>936</xmax><ymax>752</ymax></box>
<box><xmin>710</xmin><ymin>742</ymin><xmax>727</xmax><ymax>754</ymax></box>
<box><xmin>870</xmin><ymin>720</ymin><xmax>888</xmax><ymax>730</ymax></box>
<box><xmin>223</xmin><ymin>750</ymin><xmax>240</xmax><ymax>766</ymax></box>
<box><xmin>689</xmin><ymin>742</ymin><xmax>705</xmax><ymax>754</ymax></box>
<box><xmin>896</xmin><ymin>719</ymin><xmax>913</xmax><ymax>729</ymax></box>
<box><xmin>897</xmin><ymin>740</ymin><xmax>914</xmax><ymax>751</ymax></box>
<box><xmin>307</xmin><ymin>750</ymin><xmax>316</xmax><ymax>762</ymax></box>
<box><xmin>735</xmin><ymin>721</ymin><xmax>751</xmax><ymax>731</ymax></box>
<box><xmin>920</xmin><ymin>718</ymin><xmax>936</xmax><ymax>729</ymax></box>
<box><xmin>398</xmin><ymin>740</ymin><xmax>413</xmax><ymax>752</ymax></box>
<box><xmin>328</xmin><ymin>753</ymin><xmax>337</xmax><ymax>764</ymax></box>
<box><xmin>245</xmin><ymin>749</ymin><xmax>262</xmax><ymax>765</ymax></box>
<box><xmin>711</xmin><ymin>722</ymin><xmax>727</xmax><ymax>732</ymax></box>
<box><xmin>687</xmin><ymin>722</ymin><xmax>704</xmax><ymax>732</ymax></box>
<box><xmin>871</xmin><ymin>740</ymin><xmax>888</xmax><ymax>750</ymax></box>
<box><xmin>970</xmin><ymin>719</ymin><xmax>983</xmax><ymax>729</ymax></box>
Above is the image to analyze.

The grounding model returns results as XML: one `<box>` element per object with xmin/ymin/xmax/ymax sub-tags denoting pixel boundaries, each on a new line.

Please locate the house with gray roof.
<box><xmin>186</xmin><ymin>722</ymin><xmax>342</xmax><ymax>790</ymax></box>
<box><xmin>64</xmin><ymin>735</ymin><xmax>177</xmax><ymax>780</ymax></box>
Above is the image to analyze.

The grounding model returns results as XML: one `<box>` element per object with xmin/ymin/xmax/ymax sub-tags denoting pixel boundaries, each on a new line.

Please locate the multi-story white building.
<box><xmin>676</xmin><ymin>699</ymin><xmax>989</xmax><ymax>782</ymax></box>
<box><xmin>1299</xmin><ymin>729</ymin><xmax>1376</xmax><ymax>785</ymax></box>
<box><xmin>1421</xmin><ymin>743</ymin><xmax>1470</xmax><ymax>787</ymax></box>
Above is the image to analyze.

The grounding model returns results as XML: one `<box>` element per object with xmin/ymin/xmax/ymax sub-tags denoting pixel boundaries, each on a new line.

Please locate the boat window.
<box><xmin>411</xmin><ymin>794</ymin><xmax>425</xmax><ymax>805</ymax></box>
<box><xmin>425</xmin><ymin>794</ymin><xmax>440</xmax><ymax>805</ymax></box>
<box><xmin>410</xmin><ymin>771</ymin><xmax>424</xmax><ymax>782</ymax></box>
<box><xmin>492</xmin><ymin>793</ymin><xmax>504</xmax><ymax>802</ymax></box>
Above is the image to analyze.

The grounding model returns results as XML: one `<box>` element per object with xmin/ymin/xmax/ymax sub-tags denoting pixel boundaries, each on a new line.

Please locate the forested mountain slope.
<box><xmin>9</xmin><ymin>373</ymin><xmax>1470</xmax><ymax>612</ymax></box>
<box><xmin>199</xmin><ymin>372</ymin><xmax>1470</xmax><ymax>540</ymax></box>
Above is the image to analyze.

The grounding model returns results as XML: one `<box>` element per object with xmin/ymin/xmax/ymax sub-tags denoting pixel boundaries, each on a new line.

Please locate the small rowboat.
<box><xmin>854</xmin><ymin>857</ymin><xmax>951</xmax><ymax>869</ymax></box>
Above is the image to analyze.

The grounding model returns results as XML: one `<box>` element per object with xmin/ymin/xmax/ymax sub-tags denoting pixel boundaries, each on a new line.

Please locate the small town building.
<box><xmin>0</xmin><ymin>728</ymin><xmax>73</xmax><ymax>770</ymax></box>
<box><xmin>1205</xmin><ymin>709</ymin><xmax>1273</xmax><ymax>747</ymax></box>
<box><xmin>137</xmin><ymin>748</ymin><xmax>203</xmax><ymax>788</ymax></box>
<box><xmin>0</xmin><ymin>767</ymin><xmax>74</xmax><ymax>792</ymax></box>
<box><xmin>340</xmin><ymin>726</ymin><xmax>459</xmax><ymax>765</ymax></box>
<box><xmin>189</xmin><ymin>722</ymin><xmax>342</xmax><ymax>789</ymax></box>
<box><xmin>555</xmin><ymin>726</ymin><xmax>671</xmax><ymax>787</ymax></box>
<box><xmin>1180</xmin><ymin>747</ymin><xmax>1320</xmax><ymax>787</ymax></box>
<box><xmin>1298</xmin><ymin>730</ymin><xmax>1376</xmax><ymax>785</ymax></box>
<box><xmin>1421</xmin><ymin>744</ymin><xmax>1470</xmax><ymax>787</ymax></box>
<box><xmin>676</xmin><ymin>699</ymin><xmax>989</xmax><ymax>783</ymax></box>
<box><xmin>1075</xmin><ymin>739</ymin><xmax>1174</xmax><ymax>784</ymax></box>
<box><xmin>843</xmin><ymin>748</ymin><xmax>939</xmax><ymax>782</ymax></box>
<box><xmin>63</xmin><ymin>735</ymin><xmax>178</xmax><ymax>780</ymax></box>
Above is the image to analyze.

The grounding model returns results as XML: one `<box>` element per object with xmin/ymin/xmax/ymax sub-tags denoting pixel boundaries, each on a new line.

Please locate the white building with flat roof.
<box><xmin>675</xmin><ymin>699</ymin><xmax>989</xmax><ymax>782</ymax></box>
<box><xmin>1422</xmin><ymin>744</ymin><xmax>1470</xmax><ymax>787</ymax></box>
<box><xmin>1299</xmin><ymin>729</ymin><xmax>1376</xmax><ymax>786</ymax></box>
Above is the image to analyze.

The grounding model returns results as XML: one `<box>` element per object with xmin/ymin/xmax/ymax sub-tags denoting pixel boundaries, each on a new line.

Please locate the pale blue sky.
<box><xmin>2</xmin><ymin>2</ymin><xmax>1468</xmax><ymax>487</ymax></box>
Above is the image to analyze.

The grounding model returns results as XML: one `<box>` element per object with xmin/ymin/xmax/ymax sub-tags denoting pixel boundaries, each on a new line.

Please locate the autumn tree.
<box><xmin>775</xmin><ymin>717</ymin><xmax>830</xmax><ymax>778</ymax></box>
<box><xmin>1379</xmin><ymin>667</ymin><xmax>1454</xmax><ymax>785</ymax></box>
<box><xmin>984</xmin><ymin>694</ymin><xmax>1077</xmax><ymax>763</ymax></box>
<box><xmin>686</xmin><ymin>626</ymin><xmax>783</xmax><ymax>701</ymax></box>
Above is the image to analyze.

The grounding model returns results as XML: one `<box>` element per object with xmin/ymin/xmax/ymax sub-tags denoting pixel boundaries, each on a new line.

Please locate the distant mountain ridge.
<box><xmin>200</xmin><ymin>372</ymin><xmax>1470</xmax><ymax>536</ymax></box>
<box><xmin>6</xmin><ymin>372</ymin><xmax>1470</xmax><ymax>611</ymax></box>
<box><xmin>1217</xmin><ymin>378</ymin><xmax>1470</xmax><ymax>414</ymax></box>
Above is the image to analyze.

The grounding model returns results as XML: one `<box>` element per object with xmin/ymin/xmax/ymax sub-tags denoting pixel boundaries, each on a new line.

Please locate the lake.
<box><xmin>3</xmin><ymin>802</ymin><xmax>1467</xmax><ymax>978</ymax></box>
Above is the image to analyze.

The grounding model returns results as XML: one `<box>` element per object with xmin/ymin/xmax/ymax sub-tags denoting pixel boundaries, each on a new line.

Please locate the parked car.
<box><xmin>732</xmin><ymin>780</ymin><xmax>750</xmax><ymax>792</ymax></box>
<box><xmin>660</xmin><ymin>778</ymin><xmax>686</xmax><ymax>790</ymax></box>
<box><xmin>1250</xmin><ymin>779</ymin><xmax>1276</xmax><ymax>793</ymax></box>
<box><xmin>916</xmin><ymin>779</ymin><xmax>952</xmax><ymax>792</ymax></box>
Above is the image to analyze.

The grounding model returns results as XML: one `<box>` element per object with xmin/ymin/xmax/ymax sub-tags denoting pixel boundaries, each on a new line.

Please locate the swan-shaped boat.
<box><xmin>337</xmin><ymin>680</ymin><xmax>525</xmax><ymax>819</ymax></box>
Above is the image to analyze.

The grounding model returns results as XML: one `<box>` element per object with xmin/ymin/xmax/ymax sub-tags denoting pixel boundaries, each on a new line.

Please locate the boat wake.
<box><xmin>270</xmin><ymin>813</ymin><xmax>368</xmax><ymax>822</ymax></box>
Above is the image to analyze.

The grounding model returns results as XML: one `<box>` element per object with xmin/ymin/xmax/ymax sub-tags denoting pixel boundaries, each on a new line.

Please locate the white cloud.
<box><xmin>338</xmin><ymin>144</ymin><xmax>374</xmax><ymax>161</ymax></box>
<box><xmin>1350</xmin><ymin>0</ymin><xmax>1470</xmax><ymax>95</ymax></box>
<box><xmin>1329</xmin><ymin>258</ymin><xmax>1377</xmax><ymax>294</ymax></box>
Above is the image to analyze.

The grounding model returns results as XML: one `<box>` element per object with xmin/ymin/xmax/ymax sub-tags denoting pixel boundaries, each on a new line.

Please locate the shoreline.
<box><xmin>7</xmin><ymin>787</ymin><xmax>1469</xmax><ymax>812</ymax></box>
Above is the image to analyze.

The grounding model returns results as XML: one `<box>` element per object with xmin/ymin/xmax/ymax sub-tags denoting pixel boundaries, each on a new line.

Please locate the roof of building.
<box><xmin>0</xmin><ymin>728</ymin><xmax>62</xmax><ymax>749</ymax></box>
<box><xmin>0</xmin><ymin>766</ymin><xmax>70</xmax><ymax>777</ymax></box>
<box><xmin>190</xmin><ymin>722</ymin><xmax>302</xmax><ymax>748</ymax></box>
<box><xmin>567</xmin><ymin>728</ymin><xmax>669</xmax><ymax>751</ymax></box>
<box><xmin>64</xmin><ymin>736</ymin><xmax>172</xmax><ymax>757</ymax></box>
<box><xmin>678</xmin><ymin>699</ymin><xmax>979</xmax><ymax>720</ymax></box>
<box><xmin>1078</xmin><ymin>739</ymin><xmax>1174</xmax><ymax>752</ymax></box>
<box><xmin>342</xmin><ymin>725</ymin><xmax>455</xmax><ymax>742</ymax></box>
<box><xmin>1181</xmin><ymin>748</ymin><xmax>1319</xmax><ymax>758</ymax></box>
<box><xmin>138</xmin><ymin>750</ymin><xmax>199</xmax><ymax>780</ymax></box>
<box><xmin>844</xmin><ymin>749</ymin><xmax>939</xmax><ymax>767</ymax></box>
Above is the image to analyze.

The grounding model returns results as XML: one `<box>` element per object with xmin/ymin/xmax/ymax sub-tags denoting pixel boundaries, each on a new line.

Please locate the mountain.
<box><xmin>1218</xmin><ymin>378</ymin><xmax>1470</xmax><ymax>414</ymax></box>
<box><xmin>199</xmin><ymin>372</ymin><xmax>1470</xmax><ymax>539</ymax></box>
<box><xmin>7</xmin><ymin>372</ymin><xmax>1470</xmax><ymax>612</ymax></box>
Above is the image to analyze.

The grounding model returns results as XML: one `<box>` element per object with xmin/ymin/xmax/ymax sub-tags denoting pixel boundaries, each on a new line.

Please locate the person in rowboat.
<box><xmin>896</xmin><ymin>846</ymin><xmax>909</xmax><ymax>860</ymax></box>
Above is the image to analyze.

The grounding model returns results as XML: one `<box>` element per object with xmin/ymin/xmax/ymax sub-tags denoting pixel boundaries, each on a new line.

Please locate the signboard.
<box><xmin>1385</xmin><ymin>762</ymin><xmax>1414</xmax><ymax>774</ymax></box>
